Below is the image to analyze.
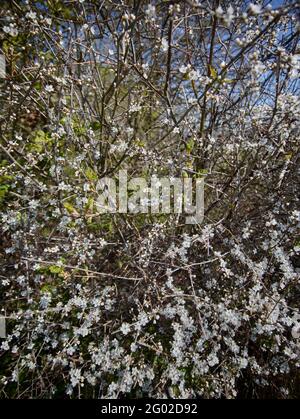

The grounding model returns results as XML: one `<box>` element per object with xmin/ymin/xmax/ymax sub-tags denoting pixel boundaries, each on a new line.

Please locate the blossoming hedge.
<box><xmin>0</xmin><ymin>0</ymin><xmax>299</xmax><ymax>398</ymax></box>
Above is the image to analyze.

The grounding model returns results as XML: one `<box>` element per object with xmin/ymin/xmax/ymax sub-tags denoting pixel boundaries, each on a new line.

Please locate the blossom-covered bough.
<box><xmin>0</xmin><ymin>0</ymin><xmax>299</xmax><ymax>399</ymax></box>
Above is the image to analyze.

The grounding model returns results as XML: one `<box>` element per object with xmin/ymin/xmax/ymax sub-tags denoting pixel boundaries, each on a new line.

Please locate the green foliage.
<box><xmin>0</xmin><ymin>160</ymin><xmax>14</xmax><ymax>206</ymax></box>
<box><xmin>85</xmin><ymin>167</ymin><xmax>98</xmax><ymax>181</ymax></box>
<box><xmin>28</xmin><ymin>130</ymin><xmax>52</xmax><ymax>153</ymax></box>
<box><xmin>37</xmin><ymin>264</ymin><xmax>66</xmax><ymax>279</ymax></box>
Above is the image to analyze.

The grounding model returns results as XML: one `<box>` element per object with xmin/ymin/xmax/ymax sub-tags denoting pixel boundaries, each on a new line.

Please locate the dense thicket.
<box><xmin>0</xmin><ymin>0</ymin><xmax>299</xmax><ymax>398</ymax></box>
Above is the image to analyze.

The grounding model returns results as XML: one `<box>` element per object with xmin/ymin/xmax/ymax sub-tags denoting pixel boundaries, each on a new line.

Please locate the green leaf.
<box><xmin>49</xmin><ymin>265</ymin><xmax>64</xmax><ymax>275</ymax></box>
<box><xmin>221</xmin><ymin>78</ymin><xmax>234</xmax><ymax>84</ymax></box>
<box><xmin>63</xmin><ymin>201</ymin><xmax>78</xmax><ymax>216</ymax></box>
<box><xmin>186</xmin><ymin>139</ymin><xmax>195</xmax><ymax>154</ymax></box>
<box><xmin>85</xmin><ymin>167</ymin><xmax>98</xmax><ymax>181</ymax></box>
<box><xmin>209</xmin><ymin>65</ymin><xmax>218</xmax><ymax>79</ymax></box>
